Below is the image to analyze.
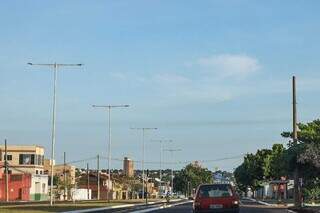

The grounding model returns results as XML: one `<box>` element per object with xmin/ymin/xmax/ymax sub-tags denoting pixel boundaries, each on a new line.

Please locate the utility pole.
<box><xmin>28</xmin><ymin>62</ymin><xmax>83</xmax><ymax>206</ymax></box>
<box><xmin>64</xmin><ymin>152</ymin><xmax>67</xmax><ymax>201</ymax></box>
<box><xmin>87</xmin><ymin>163</ymin><xmax>90</xmax><ymax>200</ymax></box>
<box><xmin>292</xmin><ymin>76</ymin><xmax>301</xmax><ymax>207</ymax></box>
<box><xmin>164</xmin><ymin>149</ymin><xmax>182</xmax><ymax>195</ymax></box>
<box><xmin>92</xmin><ymin>104</ymin><xmax>129</xmax><ymax>202</ymax></box>
<box><xmin>5</xmin><ymin>139</ymin><xmax>9</xmax><ymax>202</ymax></box>
<box><xmin>131</xmin><ymin>127</ymin><xmax>157</xmax><ymax>199</ymax></box>
<box><xmin>97</xmin><ymin>155</ymin><xmax>100</xmax><ymax>200</ymax></box>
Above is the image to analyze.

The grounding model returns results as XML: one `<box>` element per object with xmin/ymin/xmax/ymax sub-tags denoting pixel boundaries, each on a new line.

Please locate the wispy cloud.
<box><xmin>106</xmin><ymin>53</ymin><xmax>262</xmax><ymax>106</ymax></box>
<box><xmin>197</xmin><ymin>54</ymin><xmax>260</xmax><ymax>79</ymax></box>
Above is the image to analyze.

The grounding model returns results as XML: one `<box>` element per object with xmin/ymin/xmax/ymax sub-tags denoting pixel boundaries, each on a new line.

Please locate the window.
<box><xmin>37</xmin><ymin>155</ymin><xmax>44</xmax><ymax>165</ymax></box>
<box><xmin>19</xmin><ymin>154</ymin><xmax>35</xmax><ymax>165</ymax></box>
<box><xmin>33</xmin><ymin>155</ymin><xmax>44</xmax><ymax>165</ymax></box>
<box><xmin>11</xmin><ymin>174</ymin><xmax>22</xmax><ymax>181</ymax></box>
<box><xmin>199</xmin><ymin>184</ymin><xmax>233</xmax><ymax>198</ymax></box>
<box><xmin>4</xmin><ymin>154</ymin><xmax>12</xmax><ymax>161</ymax></box>
<box><xmin>42</xmin><ymin>183</ymin><xmax>46</xmax><ymax>193</ymax></box>
<box><xmin>36</xmin><ymin>170</ymin><xmax>39</xmax><ymax>174</ymax></box>
<box><xmin>40</xmin><ymin>170</ymin><xmax>43</xmax><ymax>175</ymax></box>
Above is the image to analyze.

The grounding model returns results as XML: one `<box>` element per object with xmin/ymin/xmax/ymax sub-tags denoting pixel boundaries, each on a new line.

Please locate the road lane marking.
<box><xmin>62</xmin><ymin>199</ymin><xmax>185</xmax><ymax>213</ymax></box>
<box><xmin>130</xmin><ymin>200</ymin><xmax>193</xmax><ymax>213</ymax></box>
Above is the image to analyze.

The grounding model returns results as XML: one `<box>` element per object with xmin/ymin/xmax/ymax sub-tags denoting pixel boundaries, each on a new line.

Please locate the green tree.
<box><xmin>173</xmin><ymin>164</ymin><xmax>212</xmax><ymax>194</ymax></box>
<box><xmin>281</xmin><ymin>119</ymin><xmax>320</xmax><ymax>202</ymax></box>
<box><xmin>263</xmin><ymin>144</ymin><xmax>286</xmax><ymax>180</ymax></box>
<box><xmin>234</xmin><ymin>163</ymin><xmax>250</xmax><ymax>194</ymax></box>
<box><xmin>234</xmin><ymin>149</ymin><xmax>272</xmax><ymax>194</ymax></box>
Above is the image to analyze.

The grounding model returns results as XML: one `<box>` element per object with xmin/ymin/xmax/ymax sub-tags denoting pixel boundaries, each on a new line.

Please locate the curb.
<box><xmin>130</xmin><ymin>200</ymin><xmax>193</xmax><ymax>213</ymax></box>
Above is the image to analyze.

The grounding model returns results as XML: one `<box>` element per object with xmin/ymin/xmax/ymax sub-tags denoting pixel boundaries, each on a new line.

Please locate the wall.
<box><xmin>0</xmin><ymin>173</ymin><xmax>31</xmax><ymax>201</ymax></box>
<box><xmin>30</xmin><ymin>174</ymin><xmax>48</xmax><ymax>201</ymax></box>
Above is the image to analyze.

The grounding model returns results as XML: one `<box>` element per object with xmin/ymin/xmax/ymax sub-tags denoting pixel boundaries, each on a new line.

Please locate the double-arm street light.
<box><xmin>92</xmin><ymin>105</ymin><xmax>129</xmax><ymax>201</ymax></box>
<box><xmin>164</xmin><ymin>148</ymin><xmax>182</xmax><ymax>195</ymax></box>
<box><xmin>28</xmin><ymin>62</ymin><xmax>83</xmax><ymax>206</ymax></box>
<box><xmin>150</xmin><ymin>140</ymin><xmax>172</xmax><ymax>183</ymax></box>
<box><xmin>131</xmin><ymin>127</ymin><xmax>157</xmax><ymax>199</ymax></box>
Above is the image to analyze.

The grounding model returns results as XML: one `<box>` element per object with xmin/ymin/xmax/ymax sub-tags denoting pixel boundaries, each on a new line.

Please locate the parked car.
<box><xmin>193</xmin><ymin>183</ymin><xmax>240</xmax><ymax>213</ymax></box>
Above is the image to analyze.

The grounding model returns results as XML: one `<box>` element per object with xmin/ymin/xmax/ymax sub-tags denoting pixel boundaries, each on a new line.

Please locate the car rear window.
<box><xmin>198</xmin><ymin>184</ymin><xmax>233</xmax><ymax>198</ymax></box>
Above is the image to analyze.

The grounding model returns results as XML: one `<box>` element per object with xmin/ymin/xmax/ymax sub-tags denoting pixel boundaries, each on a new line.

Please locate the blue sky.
<box><xmin>1</xmin><ymin>0</ymin><xmax>320</xmax><ymax>171</ymax></box>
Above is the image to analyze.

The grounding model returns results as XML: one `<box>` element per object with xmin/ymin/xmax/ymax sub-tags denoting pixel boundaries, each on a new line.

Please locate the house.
<box><xmin>0</xmin><ymin>171</ymin><xmax>31</xmax><ymax>201</ymax></box>
<box><xmin>254</xmin><ymin>179</ymin><xmax>294</xmax><ymax>200</ymax></box>
<box><xmin>77</xmin><ymin>172</ymin><xmax>112</xmax><ymax>200</ymax></box>
<box><xmin>0</xmin><ymin>145</ymin><xmax>49</xmax><ymax>201</ymax></box>
<box><xmin>44</xmin><ymin>159</ymin><xmax>76</xmax><ymax>185</ymax></box>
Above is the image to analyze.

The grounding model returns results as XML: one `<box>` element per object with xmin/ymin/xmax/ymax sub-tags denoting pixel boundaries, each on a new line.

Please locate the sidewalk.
<box><xmin>289</xmin><ymin>205</ymin><xmax>320</xmax><ymax>213</ymax></box>
<box><xmin>243</xmin><ymin>197</ymin><xmax>294</xmax><ymax>207</ymax></box>
<box><xmin>244</xmin><ymin>197</ymin><xmax>320</xmax><ymax>213</ymax></box>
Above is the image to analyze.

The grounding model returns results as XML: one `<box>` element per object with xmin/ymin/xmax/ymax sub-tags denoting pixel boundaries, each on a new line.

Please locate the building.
<box><xmin>0</xmin><ymin>172</ymin><xmax>31</xmax><ymax>201</ymax></box>
<box><xmin>0</xmin><ymin>145</ymin><xmax>49</xmax><ymax>201</ymax></box>
<box><xmin>0</xmin><ymin>145</ymin><xmax>45</xmax><ymax>175</ymax></box>
<box><xmin>30</xmin><ymin>174</ymin><xmax>48</xmax><ymax>201</ymax></box>
<box><xmin>123</xmin><ymin>157</ymin><xmax>134</xmax><ymax>177</ymax></box>
<box><xmin>77</xmin><ymin>172</ymin><xmax>113</xmax><ymax>200</ymax></box>
<box><xmin>44</xmin><ymin>159</ymin><xmax>76</xmax><ymax>200</ymax></box>
<box><xmin>191</xmin><ymin>161</ymin><xmax>202</xmax><ymax>168</ymax></box>
<box><xmin>44</xmin><ymin>159</ymin><xmax>76</xmax><ymax>185</ymax></box>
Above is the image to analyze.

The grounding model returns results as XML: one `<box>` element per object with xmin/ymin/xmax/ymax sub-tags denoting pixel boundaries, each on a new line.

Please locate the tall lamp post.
<box><xmin>92</xmin><ymin>104</ymin><xmax>129</xmax><ymax>201</ymax></box>
<box><xmin>28</xmin><ymin>62</ymin><xmax>83</xmax><ymax>206</ymax></box>
<box><xmin>131</xmin><ymin>127</ymin><xmax>157</xmax><ymax>199</ymax></box>
<box><xmin>164</xmin><ymin>149</ymin><xmax>182</xmax><ymax>195</ymax></box>
<box><xmin>151</xmin><ymin>139</ymin><xmax>172</xmax><ymax>193</ymax></box>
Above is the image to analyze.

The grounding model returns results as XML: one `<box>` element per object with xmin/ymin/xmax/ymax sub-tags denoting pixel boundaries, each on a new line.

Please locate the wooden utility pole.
<box><xmin>87</xmin><ymin>163</ymin><xmax>90</xmax><ymax>200</ymax></box>
<box><xmin>292</xmin><ymin>76</ymin><xmax>301</xmax><ymax>207</ymax></box>
<box><xmin>97</xmin><ymin>155</ymin><xmax>100</xmax><ymax>200</ymax></box>
<box><xmin>293</xmin><ymin>76</ymin><xmax>297</xmax><ymax>142</ymax></box>
<box><xmin>63</xmin><ymin>152</ymin><xmax>67</xmax><ymax>201</ymax></box>
<box><xmin>5</xmin><ymin>139</ymin><xmax>9</xmax><ymax>202</ymax></box>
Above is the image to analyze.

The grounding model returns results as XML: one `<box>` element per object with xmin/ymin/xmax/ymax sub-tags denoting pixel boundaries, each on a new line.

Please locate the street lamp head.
<box><xmin>27</xmin><ymin>62</ymin><xmax>33</xmax><ymax>65</ymax></box>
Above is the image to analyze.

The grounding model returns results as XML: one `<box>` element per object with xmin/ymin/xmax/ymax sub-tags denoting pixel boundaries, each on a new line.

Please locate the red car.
<box><xmin>193</xmin><ymin>183</ymin><xmax>240</xmax><ymax>213</ymax></box>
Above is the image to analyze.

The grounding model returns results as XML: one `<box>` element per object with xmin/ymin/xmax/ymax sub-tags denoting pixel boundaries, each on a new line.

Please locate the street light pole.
<box><xmin>131</xmin><ymin>128</ymin><xmax>157</xmax><ymax>199</ymax></box>
<box><xmin>28</xmin><ymin>62</ymin><xmax>83</xmax><ymax>206</ymax></box>
<box><xmin>164</xmin><ymin>149</ymin><xmax>182</xmax><ymax>195</ymax></box>
<box><xmin>93</xmin><ymin>104</ymin><xmax>129</xmax><ymax>201</ymax></box>
<box><xmin>151</xmin><ymin>140</ymin><xmax>172</xmax><ymax>187</ymax></box>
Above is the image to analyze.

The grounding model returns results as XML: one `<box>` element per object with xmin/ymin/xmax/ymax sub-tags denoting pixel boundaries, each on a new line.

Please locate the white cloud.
<box><xmin>109</xmin><ymin>72</ymin><xmax>127</xmax><ymax>80</ymax></box>
<box><xmin>197</xmin><ymin>54</ymin><xmax>260</xmax><ymax>78</ymax></box>
<box><xmin>104</xmin><ymin>53</ymin><xmax>262</xmax><ymax>106</ymax></box>
<box><xmin>154</xmin><ymin>73</ymin><xmax>191</xmax><ymax>85</ymax></box>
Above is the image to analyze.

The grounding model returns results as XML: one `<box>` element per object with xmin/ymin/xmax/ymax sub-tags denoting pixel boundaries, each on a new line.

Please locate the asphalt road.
<box><xmin>152</xmin><ymin>200</ymin><xmax>289</xmax><ymax>213</ymax></box>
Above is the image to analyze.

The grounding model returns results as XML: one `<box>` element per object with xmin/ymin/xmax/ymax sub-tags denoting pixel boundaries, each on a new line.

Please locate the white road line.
<box><xmin>130</xmin><ymin>200</ymin><xmax>193</xmax><ymax>213</ymax></box>
<box><xmin>63</xmin><ymin>200</ymin><xmax>184</xmax><ymax>213</ymax></box>
<box><xmin>64</xmin><ymin>204</ymin><xmax>137</xmax><ymax>213</ymax></box>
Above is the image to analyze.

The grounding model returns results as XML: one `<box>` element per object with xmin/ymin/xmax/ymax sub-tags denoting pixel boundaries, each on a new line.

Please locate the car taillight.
<box><xmin>232</xmin><ymin>200</ymin><xmax>239</xmax><ymax>205</ymax></box>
